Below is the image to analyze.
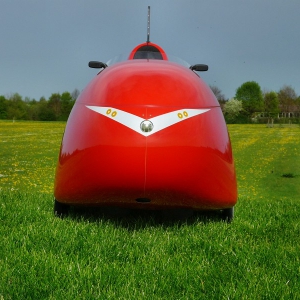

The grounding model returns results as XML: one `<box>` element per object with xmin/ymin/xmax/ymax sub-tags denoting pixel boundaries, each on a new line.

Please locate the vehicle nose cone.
<box><xmin>140</xmin><ymin>120</ymin><xmax>154</xmax><ymax>133</ymax></box>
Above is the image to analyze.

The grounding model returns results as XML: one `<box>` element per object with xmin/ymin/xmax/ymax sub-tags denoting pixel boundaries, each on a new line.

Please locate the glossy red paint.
<box><xmin>54</xmin><ymin>43</ymin><xmax>237</xmax><ymax>211</ymax></box>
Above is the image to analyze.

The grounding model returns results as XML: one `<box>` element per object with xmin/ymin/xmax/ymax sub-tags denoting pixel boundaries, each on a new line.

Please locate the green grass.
<box><xmin>0</xmin><ymin>121</ymin><xmax>299</xmax><ymax>299</ymax></box>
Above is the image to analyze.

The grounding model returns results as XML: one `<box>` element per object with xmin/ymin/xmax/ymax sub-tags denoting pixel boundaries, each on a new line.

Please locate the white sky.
<box><xmin>0</xmin><ymin>0</ymin><xmax>299</xmax><ymax>100</ymax></box>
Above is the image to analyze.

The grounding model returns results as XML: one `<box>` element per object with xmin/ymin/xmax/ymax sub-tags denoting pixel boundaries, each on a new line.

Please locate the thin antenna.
<box><xmin>147</xmin><ymin>6</ymin><xmax>150</xmax><ymax>43</ymax></box>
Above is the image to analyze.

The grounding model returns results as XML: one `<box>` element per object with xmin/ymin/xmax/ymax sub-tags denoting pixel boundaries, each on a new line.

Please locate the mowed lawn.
<box><xmin>0</xmin><ymin>120</ymin><xmax>299</xmax><ymax>299</ymax></box>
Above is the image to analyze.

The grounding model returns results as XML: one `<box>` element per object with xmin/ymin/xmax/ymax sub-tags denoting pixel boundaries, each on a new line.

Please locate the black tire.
<box><xmin>54</xmin><ymin>199</ymin><xmax>70</xmax><ymax>218</ymax></box>
<box><xmin>221</xmin><ymin>207</ymin><xmax>234</xmax><ymax>223</ymax></box>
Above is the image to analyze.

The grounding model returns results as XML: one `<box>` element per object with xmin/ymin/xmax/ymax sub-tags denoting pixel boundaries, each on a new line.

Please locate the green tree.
<box><xmin>264</xmin><ymin>91</ymin><xmax>279</xmax><ymax>116</ymax></box>
<box><xmin>60</xmin><ymin>91</ymin><xmax>75</xmax><ymax>121</ymax></box>
<box><xmin>235</xmin><ymin>81</ymin><xmax>264</xmax><ymax>116</ymax></box>
<box><xmin>26</xmin><ymin>99</ymin><xmax>40</xmax><ymax>120</ymax></box>
<box><xmin>6</xmin><ymin>93</ymin><xmax>28</xmax><ymax>120</ymax></box>
<box><xmin>48</xmin><ymin>93</ymin><xmax>61</xmax><ymax>120</ymax></box>
<box><xmin>38</xmin><ymin>97</ymin><xmax>56</xmax><ymax>121</ymax></box>
<box><xmin>0</xmin><ymin>95</ymin><xmax>8</xmax><ymax>119</ymax></box>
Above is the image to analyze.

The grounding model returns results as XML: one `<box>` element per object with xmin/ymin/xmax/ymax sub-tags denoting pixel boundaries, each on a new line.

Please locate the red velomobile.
<box><xmin>54</xmin><ymin>14</ymin><xmax>237</xmax><ymax>221</ymax></box>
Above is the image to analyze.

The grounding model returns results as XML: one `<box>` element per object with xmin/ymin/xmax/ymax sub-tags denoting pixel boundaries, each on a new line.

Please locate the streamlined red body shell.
<box><xmin>54</xmin><ymin>42</ymin><xmax>237</xmax><ymax>217</ymax></box>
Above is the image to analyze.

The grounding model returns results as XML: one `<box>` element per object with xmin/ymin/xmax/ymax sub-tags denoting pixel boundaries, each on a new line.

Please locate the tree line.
<box><xmin>0</xmin><ymin>89</ymin><xmax>80</xmax><ymax>121</ymax></box>
<box><xmin>1</xmin><ymin>83</ymin><xmax>299</xmax><ymax>123</ymax></box>
<box><xmin>211</xmin><ymin>82</ymin><xmax>300</xmax><ymax>123</ymax></box>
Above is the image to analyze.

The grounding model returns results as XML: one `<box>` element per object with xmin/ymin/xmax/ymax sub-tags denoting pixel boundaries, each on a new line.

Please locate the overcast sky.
<box><xmin>1</xmin><ymin>0</ymin><xmax>299</xmax><ymax>100</ymax></box>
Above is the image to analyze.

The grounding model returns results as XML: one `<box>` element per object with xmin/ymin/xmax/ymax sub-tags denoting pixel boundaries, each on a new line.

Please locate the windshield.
<box><xmin>106</xmin><ymin>52</ymin><xmax>191</xmax><ymax>68</ymax></box>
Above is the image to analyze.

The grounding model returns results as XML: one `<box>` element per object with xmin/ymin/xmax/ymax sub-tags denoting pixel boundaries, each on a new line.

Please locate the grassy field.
<box><xmin>0</xmin><ymin>120</ymin><xmax>299</xmax><ymax>299</ymax></box>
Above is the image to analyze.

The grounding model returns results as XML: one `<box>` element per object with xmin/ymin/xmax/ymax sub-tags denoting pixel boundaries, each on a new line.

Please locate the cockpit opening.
<box><xmin>128</xmin><ymin>42</ymin><xmax>168</xmax><ymax>60</ymax></box>
<box><xmin>133</xmin><ymin>45</ymin><xmax>163</xmax><ymax>60</ymax></box>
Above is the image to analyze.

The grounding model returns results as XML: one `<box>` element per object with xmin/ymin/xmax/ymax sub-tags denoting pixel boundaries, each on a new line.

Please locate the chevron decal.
<box><xmin>86</xmin><ymin>105</ymin><xmax>210</xmax><ymax>136</ymax></box>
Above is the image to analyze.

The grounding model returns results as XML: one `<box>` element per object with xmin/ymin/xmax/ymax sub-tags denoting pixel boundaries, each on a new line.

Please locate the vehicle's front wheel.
<box><xmin>221</xmin><ymin>207</ymin><xmax>234</xmax><ymax>222</ymax></box>
<box><xmin>54</xmin><ymin>199</ymin><xmax>70</xmax><ymax>218</ymax></box>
